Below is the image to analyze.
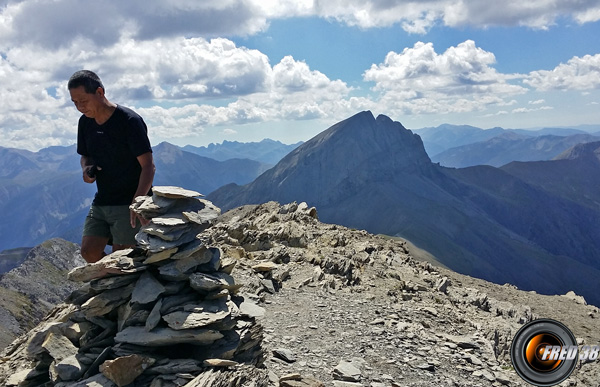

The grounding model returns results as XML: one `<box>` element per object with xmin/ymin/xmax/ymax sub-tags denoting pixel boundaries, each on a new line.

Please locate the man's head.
<box><xmin>68</xmin><ymin>70</ymin><xmax>104</xmax><ymax>94</ymax></box>
<box><xmin>68</xmin><ymin>70</ymin><xmax>107</xmax><ymax>119</ymax></box>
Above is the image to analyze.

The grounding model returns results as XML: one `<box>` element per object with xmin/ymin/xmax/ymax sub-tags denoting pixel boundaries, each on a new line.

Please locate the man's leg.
<box><xmin>81</xmin><ymin>205</ymin><xmax>111</xmax><ymax>263</ymax></box>
<box><xmin>81</xmin><ymin>235</ymin><xmax>109</xmax><ymax>263</ymax></box>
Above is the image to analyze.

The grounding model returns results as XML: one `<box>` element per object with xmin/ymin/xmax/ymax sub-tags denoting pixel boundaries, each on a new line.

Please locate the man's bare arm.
<box><xmin>80</xmin><ymin>155</ymin><xmax>95</xmax><ymax>183</ymax></box>
<box><xmin>130</xmin><ymin>152</ymin><xmax>156</xmax><ymax>227</ymax></box>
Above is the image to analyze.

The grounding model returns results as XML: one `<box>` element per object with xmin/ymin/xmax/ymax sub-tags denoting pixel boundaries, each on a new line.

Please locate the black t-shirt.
<box><xmin>77</xmin><ymin>105</ymin><xmax>152</xmax><ymax>205</ymax></box>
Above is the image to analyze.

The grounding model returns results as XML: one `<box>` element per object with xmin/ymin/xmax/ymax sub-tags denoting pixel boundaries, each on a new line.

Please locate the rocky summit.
<box><xmin>1</xmin><ymin>186</ymin><xmax>600</xmax><ymax>386</ymax></box>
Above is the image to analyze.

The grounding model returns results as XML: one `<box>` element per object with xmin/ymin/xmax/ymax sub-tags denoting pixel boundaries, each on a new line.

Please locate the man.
<box><xmin>69</xmin><ymin>70</ymin><xmax>155</xmax><ymax>263</ymax></box>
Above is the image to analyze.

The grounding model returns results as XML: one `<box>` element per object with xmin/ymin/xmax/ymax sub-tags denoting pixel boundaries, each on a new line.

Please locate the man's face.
<box><xmin>69</xmin><ymin>85</ymin><xmax>103</xmax><ymax>118</ymax></box>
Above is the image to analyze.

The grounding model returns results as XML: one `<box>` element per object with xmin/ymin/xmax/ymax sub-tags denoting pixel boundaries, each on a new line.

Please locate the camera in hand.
<box><xmin>87</xmin><ymin>165</ymin><xmax>98</xmax><ymax>178</ymax></box>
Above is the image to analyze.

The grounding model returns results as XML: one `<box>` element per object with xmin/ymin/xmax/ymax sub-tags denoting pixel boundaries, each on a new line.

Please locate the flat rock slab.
<box><xmin>152</xmin><ymin>186</ymin><xmax>203</xmax><ymax>199</ymax></box>
<box><xmin>99</xmin><ymin>355</ymin><xmax>156</xmax><ymax>387</ymax></box>
<box><xmin>170</xmin><ymin>238</ymin><xmax>205</xmax><ymax>260</ymax></box>
<box><xmin>146</xmin><ymin>359</ymin><xmax>201</xmax><ymax>374</ymax></box>
<box><xmin>203</xmin><ymin>359</ymin><xmax>238</xmax><ymax>367</ymax></box>
<box><xmin>115</xmin><ymin>326</ymin><xmax>223</xmax><ymax>346</ymax></box>
<box><xmin>68</xmin><ymin>250</ymin><xmax>146</xmax><ymax>282</ymax></box>
<box><xmin>146</xmin><ymin>299</ymin><xmax>163</xmax><ymax>331</ymax></box>
<box><xmin>81</xmin><ymin>283</ymin><xmax>135</xmax><ymax>318</ymax></box>
<box><xmin>65</xmin><ymin>373</ymin><xmax>117</xmax><ymax>387</ymax></box>
<box><xmin>140</xmin><ymin>223</ymin><xmax>190</xmax><ymax>241</ymax></box>
<box><xmin>42</xmin><ymin>332</ymin><xmax>78</xmax><ymax>362</ymax></box>
<box><xmin>131</xmin><ymin>271</ymin><xmax>165</xmax><ymax>305</ymax></box>
<box><xmin>252</xmin><ymin>261</ymin><xmax>278</xmax><ymax>272</ymax></box>
<box><xmin>144</xmin><ymin>247</ymin><xmax>179</xmax><ymax>264</ymax></box>
<box><xmin>162</xmin><ymin>299</ymin><xmax>233</xmax><ymax>330</ymax></box>
<box><xmin>52</xmin><ymin>354</ymin><xmax>86</xmax><ymax>381</ymax></box>
<box><xmin>273</xmin><ymin>348</ymin><xmax>296</xmax><ymax>363</ymax></box>
<box><xmin>189</xmin><ymin>272</ymin><xmax>238</xmax><ymax>293</ymax></box>
<box><xmin>239</xmin><ymin>298</ymin><xmax>266</xmax><ymax>319</ymax></box>
<box><xmin>90</xmin><ymin>275</ymin><xmax>140</xmax><ymax>292</ymax></box>
<box><xmin>182</xmin><ymin>200</ymin><xmax>221</xmax><ymax>225</ymax></box>
<box><xmin>333</xmin><ymin>360</ymin><xmax>362</xmax><ymax>382</ymax></box>
<box><xmin>163</xmin><ymin>309</ymin><xmax>230</xmax><ymax>330</ymax></box>
<box><xmin>136</xmin><ymin>230</ymin><xmax>198</xmax><ymax>253</ymax></box>
<box><xmin>149</xmin><ymin>213</ymin><xmax>188</xmax><ymax>227</ymax></box>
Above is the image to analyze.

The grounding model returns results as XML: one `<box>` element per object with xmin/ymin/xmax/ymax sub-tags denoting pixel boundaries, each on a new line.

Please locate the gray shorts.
<box><xmin>83</xmin><ymin>204</ymin><xmax>140</xmax><ymax>245</ymax></box>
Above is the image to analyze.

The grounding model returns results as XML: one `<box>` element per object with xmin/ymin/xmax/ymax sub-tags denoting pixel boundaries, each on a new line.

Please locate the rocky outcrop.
<box><xmin>0</xmin><ymin>186</ymin><xmax>266</xmax><ymax>386</ymax></box>
<box><xmin>0</xmin><ymin>239</ymin><xmax>85</xmax><ymax>349</ymax></box>
<box><xmin>200</xmin><ymin>200</ymin><xmax>600</xmax><ymax>386</ymax></box>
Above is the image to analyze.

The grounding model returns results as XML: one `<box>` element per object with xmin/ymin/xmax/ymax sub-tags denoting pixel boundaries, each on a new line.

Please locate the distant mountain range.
<box><xmin>209</xmin><ymin>111</ymin><xmax>600</xmax><ymax>306</ymax></box>
<box><xmin>0</xmin><ymin>247</ymin><xmax>30</xmax><ymax>274</ymax></box>
<box><xmin>0</xmin><ymin>139</ymin><xmax>295</xmax><ymax>250</ymax></box>
<box><xmin>415</xmin><ymin>123</ymin><xmax>596</xmax><ymax>159</ymax></box>
<box><xmin>183</xmin><ymin>139</ymin><xmax>302</xmax><ymax>165</ymax></box>
<box><xmin>431</xmin><ymin>132</ymin><xmax>600</xmax><ymax>167</ymax></box>
<box><xmin>153</xmin><ymin>142</ymin><xmax>271</xmax><ymax>194</ymax></box>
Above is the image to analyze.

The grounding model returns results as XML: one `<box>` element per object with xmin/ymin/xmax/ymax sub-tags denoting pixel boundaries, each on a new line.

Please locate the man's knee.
<box><xmin>80</xmin><ymin>247</ymin><xmax>105</xmax><ymax>263</ymax></box>
<box><xmin>81</xmin><ymin>237</ymin><xmax>108</xmax><ymax>263</ymax></box>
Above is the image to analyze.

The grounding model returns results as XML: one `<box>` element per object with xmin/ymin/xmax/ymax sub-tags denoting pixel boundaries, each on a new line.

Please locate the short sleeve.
<box><xmin>76</xmin><ymin>116</ymin><xmax>89</xmax><ymax>156</ymax></box>
<box><xmin>126</xmin><ymin>115</ymin><xmax>152</xmax><ymax>157</ymax></box>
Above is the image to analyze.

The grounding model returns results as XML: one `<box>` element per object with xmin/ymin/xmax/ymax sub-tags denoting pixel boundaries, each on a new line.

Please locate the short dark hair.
<box><xmin>68</xmin><ymin>70</ymin><xmax>104</xmax><ymax>94</ymax></box>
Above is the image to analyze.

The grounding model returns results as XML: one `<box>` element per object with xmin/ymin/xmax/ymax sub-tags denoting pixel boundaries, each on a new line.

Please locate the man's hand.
<box><xmin>82</xmin><ymin>165</ymin><xmax>96</xmax><ymax>183</ymax></box>
<box><xmin>130</xmin><ymin>209</ymin><xmax>151</xmax><ymax>228</ymax></box>
<box><xmin>82</xmin><ymin>165</ymin><xmax>102</xmax><ymax>183</ymax></box>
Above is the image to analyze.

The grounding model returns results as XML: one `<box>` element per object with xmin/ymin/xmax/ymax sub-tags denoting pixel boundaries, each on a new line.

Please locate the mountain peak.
<box><xmin>209</xmin><ymin>111</ymin><xmax>433</xmax><ymax>211</ymax></box>
<box><xmin>554</xmin><ymin>140</ymin><xmax>600</xmax><ymax>162</ymax></box>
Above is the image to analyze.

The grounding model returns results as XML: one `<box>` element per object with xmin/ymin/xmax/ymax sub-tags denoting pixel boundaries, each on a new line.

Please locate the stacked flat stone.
<box><xmin>7</xmin><ymin>186</ymin><xmax>265</xmax><ymax>387</ymax></box>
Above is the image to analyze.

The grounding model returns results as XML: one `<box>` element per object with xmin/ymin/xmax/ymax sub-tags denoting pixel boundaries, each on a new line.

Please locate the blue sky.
<box><xmin>1</xmin><ymin>1</ymin><xmax>600</xmax><ymax>151</ymax></box>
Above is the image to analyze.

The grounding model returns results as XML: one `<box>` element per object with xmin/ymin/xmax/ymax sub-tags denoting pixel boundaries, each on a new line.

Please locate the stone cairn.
<box><xmin>3</xmin><ymin>186</ymin><xmax>266</xmax><ymax>387</ymax></box>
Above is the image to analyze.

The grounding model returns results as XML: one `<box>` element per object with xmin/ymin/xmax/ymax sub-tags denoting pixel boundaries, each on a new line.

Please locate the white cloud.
<box><xmin>529</xmin><ymin>99</ymin><xmax>546</xmax><ymax>105</ymax></box>
<box><xmin>103</xmin><ymin>38</ymin><xmax>272</xmax><ymax>101</ymax></box>
<box><xmin>222</xmin><ymin>129</ymin><xmax>238</xmax><ymax>135</ymax></box>
<box><xmin>512</xmin><ymin>106</ymin><xmax>554</xmax><ymax>113</ymax></box>
<box><xmin>0</xmin><ymin>0</ymin><xmax>268</xmax><ymax>50</ymax></box>
<box><xmin>122</xmin><ymin>55</ymin><xmax>357</xmax><ymax>141</ymax></box>
<box><xmin>1</xmin><ymin>1</ymin><xmax>599</xmax><ymax>150</ymax></box>
<box><xmin>0</xmin><ymin>32</ymin><xmax>356</xmax><ymax>149</ymax></box>
<box><xmin>363</xmin><ymin>40</ymin><xmax>527</xmax><ymax>115</ymax></box>
<box><xmin>261</xmin><ymin>1</ymin><xmax>600</xmax><ymax>32</ymax></box>
<box><xmin>2</xmin><ymin>0</ymin><xmax>599</xmax><ymax>50</ymax></box>
<box><xmin>525</xmin><ymin>54</ymin><xmax>600</xmax><ymax>91</ymax></box>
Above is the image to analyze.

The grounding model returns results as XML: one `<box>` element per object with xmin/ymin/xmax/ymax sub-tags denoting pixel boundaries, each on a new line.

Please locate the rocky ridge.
<box><xmin>1</xmin><ymin>187</ymin><xmax>599</xmax><ymax>386</ymax></box>
<box><xmin>202</xmin><ymin>201</ymin><xmax>600</xmax><ymax>386</ymax></box>
<box><xmin>0</xmin><ymin>239</ymin><xmax>85</xmax><ymax>350</ymax></box>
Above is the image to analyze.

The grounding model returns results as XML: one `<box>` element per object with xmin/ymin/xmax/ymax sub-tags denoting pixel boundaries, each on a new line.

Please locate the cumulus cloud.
<box><xmin>2</xmin><ymin>0</ymin><xmax>600</xmax><ymax>50</ymax></box>
<box><xmin>529</xmin><ymin>99</ymin><xmax>546</xmax><ymax>105</ymax></box>
<box><xmin>512</xmin><ymin>106</ymin><xmax>554</xmax><ymax>113</ymax></box>
<box><xmin>363</xmin><ymin>40</ymin><xmax>527</xmax><ymax>115</ymax></box>
<box><xmin>262</xmin><ymin>1</ymin><xmax>600</xmax><ymax>32</ymax></box>
<box><xmin>0</xmin><ymin>0</ymin><xmax>267</xmax><ymax>50</ymax></box>
<box><xmin>525</xmin><ymin>54</ymin><xmax>600</xmax><ymax>91</ymax></box>
<box><xmin>0</xmin><ymin>31</ymin><xmax>357</xmax><ymax>149</ymax></box>
<box><xmin>134</xmin><ymin>54</ymin><xmax>359</xmax><ymax>139</ymax></box>
<box><xmin>1</xmin><ymin>0</ymin><xmax>599</xmax><ymax>150</ymax></box>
